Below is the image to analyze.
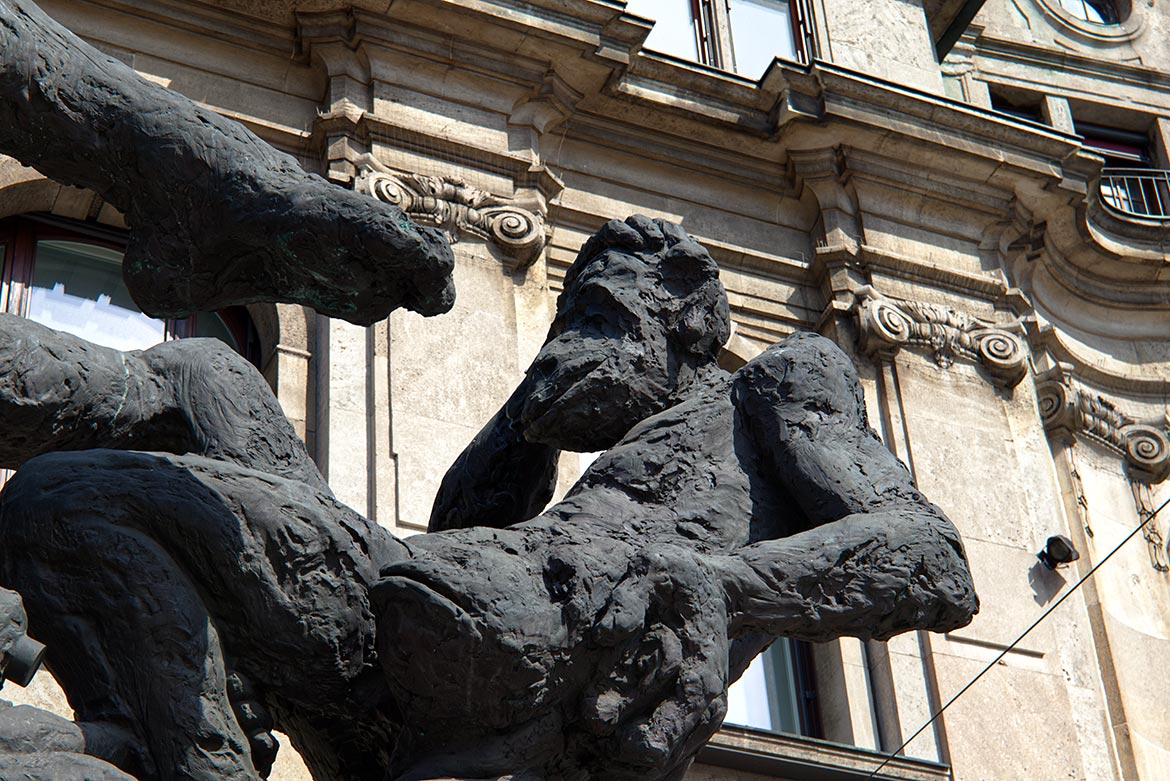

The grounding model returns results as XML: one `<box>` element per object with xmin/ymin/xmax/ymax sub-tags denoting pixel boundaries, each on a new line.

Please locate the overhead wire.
<box><xmin>866</xmin><ymin>492</ymin><xmax>1170</xmax><ymax>779</ymax></box>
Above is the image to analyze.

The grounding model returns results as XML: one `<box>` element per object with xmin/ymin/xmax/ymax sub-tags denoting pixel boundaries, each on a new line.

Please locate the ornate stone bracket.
<box><xmin>1036</xmin><ymin>373</ymin><xmax>1170</xmax><ymax>485</ymax></box>
<box><xmin>1041</xmin><ymin>368</ymin><xmax>1170</xmax><ymax>572</ymax></box>
<box><xmin>853</xmin><ymin>286</ymin><xmax>1028</xmax><ymax>389</ymax></box>
<box><xmin>355</xmin><ymin>158</ymin><xmax>546</xmax><ymax>270</ymax></box>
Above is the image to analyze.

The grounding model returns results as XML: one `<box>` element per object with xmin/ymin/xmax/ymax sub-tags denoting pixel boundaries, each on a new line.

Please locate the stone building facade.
<box><xmin>1</xmin><ymin>0</ymin><xmax>1168</xmax><ymax>779</ymax></box>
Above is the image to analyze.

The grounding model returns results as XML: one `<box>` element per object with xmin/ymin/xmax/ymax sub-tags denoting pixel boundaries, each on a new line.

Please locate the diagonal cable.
<box><xmin>866</xmin><ymin>493</ymin><xmax>1170</xmax><ymax>779</ymax></box>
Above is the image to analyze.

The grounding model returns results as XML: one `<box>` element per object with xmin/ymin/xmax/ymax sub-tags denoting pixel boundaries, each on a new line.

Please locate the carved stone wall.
<box><xmin>853</xmin><ymin>287</ymin><xmax>1029</xmax><ymax>389</ymax></box>
<box><xmin>355</xmin><ymin>160</ymin><xmax>546</xmax><ymax>270</ymax></box>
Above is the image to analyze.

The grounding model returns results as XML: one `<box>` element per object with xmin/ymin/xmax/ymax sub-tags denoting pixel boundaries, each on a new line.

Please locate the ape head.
<box><xmin>517</xmin><ymin>215</ymin><xmax>730</xmax><ymax>452</ymax></box>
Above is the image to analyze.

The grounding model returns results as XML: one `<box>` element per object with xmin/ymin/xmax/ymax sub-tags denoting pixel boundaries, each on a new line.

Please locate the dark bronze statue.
<box><xmin>0</xmin><ymin>3</ymin><xmax>978</xmax><ymax>780</ymax></box>
<box><xmin>0</xmin><ymin>0</ymin><xmax>455</xmax><ymax>325</ymax></box>
<box><xmin>0</xmin><ymin>217</ymin><xmax>977</xmax><ymax>781</ymax></box>
<box><xmin>2</xmin><ymin>586</ymin><xmax>135</xmax><ymax>780</ymax></box>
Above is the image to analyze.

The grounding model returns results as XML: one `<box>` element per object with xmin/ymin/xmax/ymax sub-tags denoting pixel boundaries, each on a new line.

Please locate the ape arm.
<box><xmin>721</xmin><ymin>332</ymin><xmax>978</xmax><ymax>641</ymax></box>
<box><xmin>0</xmin><ymin>0</ymin><xmax>454</xmax><ymax>324</ymax></box>
<box><xmin>0</xmin><ymin>314</ymin><xmax>327</xmax><ymax>492</ymax></box>
<box><xmin>722</xmin><ymin>509</ymin><xmax>975</xmax><ymax>641</ymax></box>
<box><xmin>429</xmin><ymin>384</ymin><xmax>559</xmax><ymax>532</ymax></box>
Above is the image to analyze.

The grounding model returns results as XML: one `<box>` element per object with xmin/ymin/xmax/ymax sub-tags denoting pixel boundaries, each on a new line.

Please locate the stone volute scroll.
<box><xmin>853</xmin><ymin>285</ymin><xmax>1029</xmax><ymax>388</ymax></box>
<box><xmin>1036</xmin><ymin>370</ymin><xmax>1170</xmax><ymax>485</ymax></box>
<box><xmin>1036</xmin><ymin>367</ymin><xmax>1170</xmax><ymax>572</ymax></box>
<box><xmin>355</xmin><ymin>156</ymin><xmax>547</xmax><ymax>270</ymax></box>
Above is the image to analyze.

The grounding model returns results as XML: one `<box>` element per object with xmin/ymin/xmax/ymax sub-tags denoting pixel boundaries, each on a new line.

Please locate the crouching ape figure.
<box><xmin>0</xmin><ymin>217</ymin><xmax>977</xmax><ymax>781</ymax></box>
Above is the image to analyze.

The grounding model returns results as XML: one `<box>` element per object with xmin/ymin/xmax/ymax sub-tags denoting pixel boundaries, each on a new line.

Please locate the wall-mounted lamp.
<box><xmin>1037</xmin><ymin>535</ymin><xmax>1080</xmax><ymax>570</ymax></box>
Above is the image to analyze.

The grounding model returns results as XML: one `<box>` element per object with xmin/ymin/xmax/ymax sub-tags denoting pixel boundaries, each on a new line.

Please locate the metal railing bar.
<box><xmin>1099</xmin><ymin>167</ymin><xmax>1170</xmax><ymax>220</ymax></box>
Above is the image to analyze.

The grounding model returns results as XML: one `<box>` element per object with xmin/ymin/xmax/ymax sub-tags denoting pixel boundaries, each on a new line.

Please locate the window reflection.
<box><xmin>1057</xmin><ymin>0</ymin><xmax>1120</xmax><ymax>24</ymax></box>
<box><xmin>728</xmin><ymin>0</ymin><xmax>796</xmax><ymax>77</ymax></box>
<box><xmin>725</xmin><ymin>639</ymin><xmax>807</xmax><ymax>735</ymax></box>
<box><xmin>1</xmin><ymin>216</ymin><xmax>259</xmax><ymax>364</ymax></box>
<box><xmin>626</xmin><ymin>0</ymin><xmax>700</xmax><ymax>61</ymax></box>
<box><xmin>624</xmin><ymin>0</ymin><xmax>803</xmax><ymax>76</ymax></box>
<box><xmin>28</xmin><ymin>240</ymin><xmax>167</xmax><ymax>351</ymax></box>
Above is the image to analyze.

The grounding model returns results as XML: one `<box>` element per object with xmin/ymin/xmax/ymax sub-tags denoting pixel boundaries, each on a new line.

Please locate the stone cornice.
<box><xmin>1037</xmin><ymin>368</ymin><xmax>1170</xmax><ymax>484</ymax></box>
<box><xmin>702</xmin><ymin>725</ymin><xmax>951</xmax><ymax>781</ymax></box>
<box><xmin>1024</xmin><ymin>319</ymin><xmax>1170</xmax><ymax>397</ymax></box>
<box><xmin>853</xmin><ymin>286</ymin><xmax>1028</xmax><ymax>388</ymax></box>
<box><xmin>68</xmin><ymin>0</ymin><xmax>298</xmax><ymax>57</ymax></box>
<box><xmin>302</xmin><ymin>0</ymin><xmax>1090</xmax><ymax>176</ymax></box>
<box><xmin>249</xmin><ymin>0</ymin><xmax>1161</xmax><ymax>331</ymax></box>
<box><xmin>356</xmin><ymin>158</ymin><xmax>547</xmax><ymax>269</ymax></box>
<box><xmin>975</xmin><ymin>36</ymin><xmax>1169</xmax><ymax>92</ymax></box>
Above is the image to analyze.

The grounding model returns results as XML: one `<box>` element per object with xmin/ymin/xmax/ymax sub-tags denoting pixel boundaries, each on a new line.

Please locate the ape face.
<box><xmin>515</xmin><ymin>217</ymin><xmax>729</xmax><ymax>453</ymax></box>
<box><xmin>518</xmin><ymin>254</ymin><xmax>671</xmax><ymax>451</ymax></box>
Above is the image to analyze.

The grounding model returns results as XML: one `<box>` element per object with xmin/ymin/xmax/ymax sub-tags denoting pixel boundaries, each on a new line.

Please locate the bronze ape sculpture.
<box><xmin>1</xmin><ymin>586</ymin><xmax>134</xmax><ymax>780</ymax></box>
<box><xmin>0</xmin><ymin>3</ymin><xmax>976</xmax><ymax>778</ymax></box>
<box><xmin>0</xmin><ymin>217</ymin><xmax>976</xmax><ymax>781</ymax></box>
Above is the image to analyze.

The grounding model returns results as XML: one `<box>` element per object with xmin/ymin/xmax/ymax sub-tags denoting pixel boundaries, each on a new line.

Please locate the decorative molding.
<box><xmin>853</xmin><ymin>286</ymin><xmax>1029</xmax><ymax>388</ymax></box>
<box><xmin>702</xmin><ymin>726</ymin><xmax>951</xmax><ymax>781</ymax></box>
<box><xmin>1132</xmin><ymin>483</ymin><xmax>1169</xmax><ymax>573</ymax></box>
<box><xmin>355</xmin><ymin>159</ymin><xmax>547</xmax><ymax>270</ymax></box>
<box><xmin>1036</xmin><ymin>371</ymin><xmax>1170</xmax><ymax>484</ymax></box>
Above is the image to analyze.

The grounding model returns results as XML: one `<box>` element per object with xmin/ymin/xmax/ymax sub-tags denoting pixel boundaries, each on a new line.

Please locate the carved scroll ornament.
<box><xmin>1037</xmin><ymin>377</ymin><xmax>1170</xmax><ymax>485</ymax></box>
<box><xmin>854</xmin><ymin>287</ymin><xmax>1028</xmax><ymax>388</ymax></box>
<box><xmin>357</xmin><ymin>165</ymin><xmax>546</xmax><ymax>270</ymax></box>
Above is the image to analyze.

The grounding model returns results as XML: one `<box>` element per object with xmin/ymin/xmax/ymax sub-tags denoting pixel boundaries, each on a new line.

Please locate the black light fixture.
<box><xmin>0</xmin><ymin>634</ymin><xmax>46</xmax><ymax>688</ymax></box>
<box><xmin>1038</xmin><ymin>535</ymin><xmax>1080</xmax><ymax>570</ymax></box>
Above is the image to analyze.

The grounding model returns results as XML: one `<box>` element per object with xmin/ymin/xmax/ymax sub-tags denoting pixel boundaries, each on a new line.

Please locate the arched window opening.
<box><xmin>0</xmin><ymin>215</ymin><xmax>260</xmax><ymax>365</ymax></box>
<box><xmin>1058</xmin><ymin>0</ymin><xmax>1121</xmax><ymax>24</ymax></box>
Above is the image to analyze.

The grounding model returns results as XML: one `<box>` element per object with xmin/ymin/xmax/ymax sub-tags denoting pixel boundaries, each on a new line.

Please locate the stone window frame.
<box><xmin>1034</xmin><ymin>0</ymin><xmax>1144</xmax><ymax>42</ymax></box>
<box><xmin>700</xmin><ymin>725</ymin><xmax>953</xmax><ymax>781</ymax></box>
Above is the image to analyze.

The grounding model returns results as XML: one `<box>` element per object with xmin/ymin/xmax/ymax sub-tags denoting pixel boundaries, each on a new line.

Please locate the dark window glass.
<box><xmin>1058</xmin><ymin>0</ymin><xmax>1120</xmax><ymax>24</ymax></box>
<box><xmin>1075</xmin><ymin>121</ymin><xmax>1151</xmax><ymax>166</ymax></box>
<box><xmin>989</xmin><ymin>90</ymin><xmax>1044</xmax><ymax>124</ymax></box>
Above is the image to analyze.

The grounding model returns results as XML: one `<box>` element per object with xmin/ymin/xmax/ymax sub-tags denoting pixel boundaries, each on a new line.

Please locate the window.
<box><xmin>1076</xmin><ymin>120</ymin><xmax>1151</xmax><ymax>167</ymax></box>
<box><xmin>626</xmin><ymin>0</ymin><xmax>813</xmax><ymax>78</ymax></box>
<box><xmin>725</xmin><ymin>639</ymin><xmax>821</xmax><ymax>737</ymax></box>
<box><xmin>988</xmin><ymin>89</ymin><xmax>1044</xmax><ymax>124</ymax></box>
<box><xmin>1074</xmin><ymin>122</ymin><xmax>1170</xmax><ymax>220</ymax></box>
<box><xmin>1057</xmin><ymin>0</ymin><xmax>1120</xmax><ymax>24</ymax></box>
<box><xmin>0</xmin><ymin>215</ymin><xmax>259</xmax><ymax>362</ymax></box>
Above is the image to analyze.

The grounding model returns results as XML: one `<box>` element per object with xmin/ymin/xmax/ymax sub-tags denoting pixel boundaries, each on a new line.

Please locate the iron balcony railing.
<box><xmin>1099</xmin><ymin>167</ymin><xmax>1170</xmax><ymax>220</ymax></box>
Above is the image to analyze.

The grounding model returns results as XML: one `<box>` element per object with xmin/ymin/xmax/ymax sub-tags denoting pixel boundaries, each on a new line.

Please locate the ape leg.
<box><xmin>0</xmin><ymin>451</ymin><xmax>410</xmax><ymax>780</ymax></box>
<box><xmin>0</xmin><ymin>479</ymin><xmax>256</xmax><ymax>780</ymax></box>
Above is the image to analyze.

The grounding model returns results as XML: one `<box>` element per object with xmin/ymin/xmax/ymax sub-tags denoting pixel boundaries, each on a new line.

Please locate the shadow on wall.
<box><xmin>1028</xmin><ymin>559</ymin><xmax>1067</xmax><ymax>606</ymax></box>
